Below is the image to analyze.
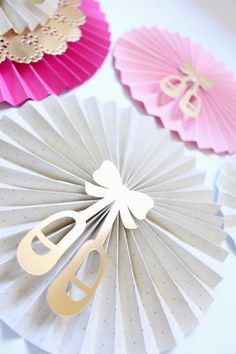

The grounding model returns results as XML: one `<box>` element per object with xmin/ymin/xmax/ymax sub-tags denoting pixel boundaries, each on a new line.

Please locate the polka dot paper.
<box><xmin>113</xmin><ymin>27</ymin><xmax>236</xmax><ymax>154</ymax></box>
<box><xmin>0</xmin><ymin>94</ymin><xmax>227</xmax><ymax>353</ymax></box>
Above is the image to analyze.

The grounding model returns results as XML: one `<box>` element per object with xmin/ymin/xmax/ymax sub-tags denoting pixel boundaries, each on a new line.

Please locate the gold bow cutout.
<box><xmin>160</xmin><ymin>63</ymin><xmax>213</xmax><ymax>118</ymax></box>
<box><xmin>17</xmin><ymin>161</ymin><xmax>154</xmax><ymax>317</ymax></box>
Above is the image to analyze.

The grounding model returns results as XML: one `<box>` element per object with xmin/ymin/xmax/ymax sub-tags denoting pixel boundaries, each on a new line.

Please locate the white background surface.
<box><xmin>1</xmin><ymin>0</ymin><xmax>236</xmax><ymax>353</ymax></box>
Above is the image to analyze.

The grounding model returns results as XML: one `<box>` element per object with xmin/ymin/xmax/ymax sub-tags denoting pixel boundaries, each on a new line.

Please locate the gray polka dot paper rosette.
<box><xmin>0</xmin><ymin>94</ymin><xmax>228</xmax><ymax>353</ymax></box>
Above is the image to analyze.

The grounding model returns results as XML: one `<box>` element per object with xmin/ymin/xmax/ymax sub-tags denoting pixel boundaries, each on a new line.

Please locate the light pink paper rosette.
<box><xmin>0</xmin><ymin>0</ymin><xmax>110</xmax><ymax>106</ymax></box>
<box><xmin>113</xmin><ymin>27</ymin><xmax>236</xmax><ymax>154</ymax></box>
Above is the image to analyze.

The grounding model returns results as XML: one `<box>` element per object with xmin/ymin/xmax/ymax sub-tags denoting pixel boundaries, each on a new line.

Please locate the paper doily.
<box><xmin>0</xmin><ymin>95</ymin><xmax>227</xmax><ymax>354</ymax></box>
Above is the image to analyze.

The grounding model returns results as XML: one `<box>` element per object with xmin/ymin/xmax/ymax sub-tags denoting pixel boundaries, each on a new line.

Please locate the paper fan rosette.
<box><xmin>0</xmin><ymin>0</ymin><xmax>59</xmax><ymax>35</ymax></box>
<box><xmin>113</xmin><ymin>27</ymin><xmax>236</xmax><ymax>154</ymax></box>
<box><xmin>0</xmin><ymin>94</ymin><xmax>227</xmax><ymax>353</ymax></box>
<box><xmin>0</xmin><ymin>0</ymin><xmax>110</xmax><ymax>106</ymax></box>
<box><xmin>0</xmin><ymin>0</ymin><xmax>59</xmax><ymax>36</ymax></box>
<box><xmin>0</xmin><ymin>0</ymin><xmax>86</xmax><ymax>64</ymax></box>
<box><xmin>217</xmin><ymin>156</ymin><xmax>236</xmax><ymax>244</ymax></box>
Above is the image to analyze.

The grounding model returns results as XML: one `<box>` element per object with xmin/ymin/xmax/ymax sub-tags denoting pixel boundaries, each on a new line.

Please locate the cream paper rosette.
<box><xmin>217</xmin><ymin>156</ymin><xmax>236</xmax><ymax>244</ymax></box>
<box><xmin>0</xmin><ymin>95</ymin><xmax>228</xmax><ymax>353</ymax></box>
<box><xmin>0</xmin><ymin>0</ymin><xmax>59</xmax><ymax>35</ymax></box>
<box><xmin>0</xmin><ymin>0</ymin><xmax>85</xmax><ymax>64</ymax></box>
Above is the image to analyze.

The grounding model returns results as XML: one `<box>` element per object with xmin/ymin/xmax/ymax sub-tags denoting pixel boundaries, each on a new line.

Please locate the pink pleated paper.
<box><xmin>0</xmin><ymin>0</ymin><xmax>110</xmax><ymax>106</ymax></box>
<box><xmin>113</xmin><ymin>27</ymin><xmax>236</xmax><ymax>154</ymax></box>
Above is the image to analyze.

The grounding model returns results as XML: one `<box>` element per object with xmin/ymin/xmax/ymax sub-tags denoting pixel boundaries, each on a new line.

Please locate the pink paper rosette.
<box><xmin>113</xmin><ymin>27</ymin><xmax>236</xmax><ymax>154</ymax></box>
<box><xmin>0</xmin><ymin>0</ymin><xmax>110</xmax><ymax>106</ymax></box>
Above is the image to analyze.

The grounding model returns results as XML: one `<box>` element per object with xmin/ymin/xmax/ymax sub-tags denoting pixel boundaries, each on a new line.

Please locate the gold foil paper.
<box><xmin>160</xmin><ymin>63</ymin><xmax>213</xmax><ymax>118</ymax></box>
<box><xmin>17</xmin><ymin>161</ymin><xmax>154</xmax><ymax>317</ymax></box>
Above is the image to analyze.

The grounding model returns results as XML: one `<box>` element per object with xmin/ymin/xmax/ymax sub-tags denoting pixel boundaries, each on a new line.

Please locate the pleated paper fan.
<box><xmin>113</xmin><ymin>27</ymin><xmax>236</xmax><ymax>154</ymax></box>
<box><xmin>0</xmin><ymin>1</ymin><xmax>86</xmax><ymax>64</ymax></box>
<box><xmin>0</xmin><ymin>94</ymin><xmax>227</xmax><ymax>354</ymax></box>
<box><xmin>0</xmin><ymin>0</ymin><xmax>59</xmax><ymax>34</ymax></box>
<box><xmin>217</xmin><ymin>156</ymin><xmax>236</xmax><ymax>244</ymax></box>
<box><xmin>0</xmin><ymin>0</ymin><xmax>110</xmax><ymax>106</ymax></box>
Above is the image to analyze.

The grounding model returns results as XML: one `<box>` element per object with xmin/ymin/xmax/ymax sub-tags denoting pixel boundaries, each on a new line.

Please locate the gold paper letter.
<box><xmin>47</xmin><ymin>239</ymin><xmax>106</xmax><ymax>316</ymax></box>
<box><xmin>17</xmin><ymin>210</ymin><xmax>86</xmax><ymax>276</ymax></box>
